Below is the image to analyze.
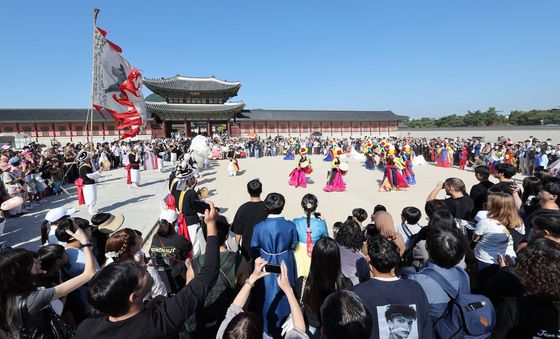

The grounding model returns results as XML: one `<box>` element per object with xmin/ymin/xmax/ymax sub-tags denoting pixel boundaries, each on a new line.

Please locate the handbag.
<box><xmin>17</xmin><ymin>293</ymin><xmax>74</xmax><ymax>339</ymax></box>
<box><xmin>281</xmin><ymin>277</ymin><xmax>307</xmax><ymax>336</ymax></box>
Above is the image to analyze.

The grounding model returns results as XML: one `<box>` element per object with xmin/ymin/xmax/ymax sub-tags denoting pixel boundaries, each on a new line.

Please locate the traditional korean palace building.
<box><xmin>0</xmin><ymin>75</ymin><xmax>407</xmax><ymax>143</ymax></box>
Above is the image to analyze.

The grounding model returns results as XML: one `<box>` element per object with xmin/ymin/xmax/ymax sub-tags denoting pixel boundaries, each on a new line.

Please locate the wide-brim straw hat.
<box><xmin>97</xmin><ymin>213</ymin><xmax>125</xmax><ymax>234</ymax></box>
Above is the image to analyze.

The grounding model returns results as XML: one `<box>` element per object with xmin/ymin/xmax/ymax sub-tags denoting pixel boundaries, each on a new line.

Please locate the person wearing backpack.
<box><xmin>186</xmin><ymin>214</ymin><xmax>249</xmax><ymax>338</ymax></box>
<box><xmin>398</xmin><ymin>207</ymin><xmax>428</xmax><ymax>271</ymax></box>
<box><xmin>353</xmin><ymin>235</ymin><xmax>433</xmax><ymax>339</ymax></box>
<box><xmin>409</xmin><ymin>227</ymin><xmax>495</xmax><ymax>338</ymax></box>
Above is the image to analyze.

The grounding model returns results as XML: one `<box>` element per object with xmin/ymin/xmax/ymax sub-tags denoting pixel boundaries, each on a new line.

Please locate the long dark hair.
<box><xmin>303</xmin><ymin>237</ymin><xmax>343</xmax><ymax>316</ymax></box>
<box><xmin>301</xmin><ymin>194</ymin><xmax>318</xmax><ymax>230</ymax></box>
<box><xmin>40</xmin><ymin>216</ymin><xmax>69</xmax><ymax>245</ymax></box>
<box><xmin>0</xmin><ymin>249</ymin><xmax>36</xmax><ymax>331</ymax></box>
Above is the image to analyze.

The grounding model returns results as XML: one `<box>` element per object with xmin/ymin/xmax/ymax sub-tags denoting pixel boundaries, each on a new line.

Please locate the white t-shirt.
<box><xmin>474</xmin><ymin>212</ymin><xmax>524</xmax><ymax>264</ymax></box>
<box><xmin>398</xmin><ymin>223</ymin><xmax>422</xmax><ymax>249</ymax></box>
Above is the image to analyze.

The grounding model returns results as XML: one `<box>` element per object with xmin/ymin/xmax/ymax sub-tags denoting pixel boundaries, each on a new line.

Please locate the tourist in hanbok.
<box><xmin>250</xmin><ymin>193</ymin><xmax>297</xmax><ymax>338</ymax></box>
<box><xmin>289</xmin><ymin>148</ymin><xmax>312</xmax><ymax>188</ymax></box>
<box><xmin>292</xmin><ymin>194</ymin><xmax>329</xmax><ymax>277</ymax></box>
<box><xmin>323</xmin><ymin>156</ymin><xmax>348</xmax><ymax>192</ymax></box>
<box><xmin>283</xmin><ymin>146</ymin><xmax>295</xmax><ymax>160</ymax></box>
<box><xmin>379</xmin><ymin>151</ymin><xmax>409</xmax><ymax>192</ymax></box>
<box><xmin>143</xmin><ymin>144</ymin><xmax>155</xmax><ymax>170</ymax></box>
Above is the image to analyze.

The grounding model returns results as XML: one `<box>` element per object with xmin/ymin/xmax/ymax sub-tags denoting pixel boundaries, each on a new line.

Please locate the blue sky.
<box><xmin>0</xmin><ymin>1</ymin><xmax>558</xmax><ymax>118</ymax></box>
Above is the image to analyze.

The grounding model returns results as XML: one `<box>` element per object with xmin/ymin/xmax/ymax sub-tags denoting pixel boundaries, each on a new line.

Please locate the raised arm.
<box><xmin>427</xmin><ymin>181</ymin><xmax>444</xmax><ymax>202</ymax></box>
<box><xmin>52</xmin><ymin>228</ymin><xmax>96</xmax><ymax>300</ymax></box>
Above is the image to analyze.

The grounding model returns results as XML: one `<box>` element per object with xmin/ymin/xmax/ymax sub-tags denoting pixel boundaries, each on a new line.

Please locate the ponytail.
<box><xmin>301</xmin><ymin>194</ymin><xmax>318</xmax><ymax>257</ymax></box>
<box><xmin>40</xmin><ymin>220</ymin><xmax>49</xmax><ymax>245</ymax></box>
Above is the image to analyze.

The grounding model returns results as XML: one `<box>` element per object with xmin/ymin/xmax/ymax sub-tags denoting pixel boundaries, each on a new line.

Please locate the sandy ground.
<box><xmin>2</xmin><ymin>155</ymin><xmax>524</xmax><ymax>251</ymax></box>
<box><xmin>206</xmin><ymin>155</ymin><xmax>483</xmax><ymax>228</ymax></box>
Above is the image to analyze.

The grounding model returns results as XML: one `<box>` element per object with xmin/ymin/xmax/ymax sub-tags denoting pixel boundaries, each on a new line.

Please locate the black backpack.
<box><xmin>191</xmin><ymin>252</ymin><xmax>237</xmax><ymax>329</ymax></box>
<box><xmin>401</xmin><ymin>225</ymin><xmax>426</xmax><ymax>269</ymax></box>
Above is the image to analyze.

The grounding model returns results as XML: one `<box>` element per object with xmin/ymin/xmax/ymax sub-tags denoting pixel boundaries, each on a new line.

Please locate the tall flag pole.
<box><xmin>91</xmin><ymin>10</ymin><xmax>147</xmax><ymax>140</ymax></box>
<box><xmin>87</xmin><ymin>8</ymin><xmax>100</xmax><ymax>147</ymax></box>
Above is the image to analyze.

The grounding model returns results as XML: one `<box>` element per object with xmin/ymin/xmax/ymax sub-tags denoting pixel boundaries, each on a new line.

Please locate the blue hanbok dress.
<box><xmin>251</xmin><ymin>215</ymin><xmax>298</xmax><ymax>337</ymax></box>
<box><xmin>283</xmin><ymin>148</ymin><xmax>295</xmax><ymax>160</ymax></box>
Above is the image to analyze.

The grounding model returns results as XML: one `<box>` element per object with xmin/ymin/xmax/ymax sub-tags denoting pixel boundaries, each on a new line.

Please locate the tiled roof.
<box><xmin>237</xmin><ymin>109</ymin><xmax>408</xmax><ymax>122</ymax></box>
<box><xmin>144</xmin><ymin>75</ymin><xmax>241</xmax><ymax>94</ymax></box>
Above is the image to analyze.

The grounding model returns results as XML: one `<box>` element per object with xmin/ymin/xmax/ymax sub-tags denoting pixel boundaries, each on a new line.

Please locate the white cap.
<box><xmin>45</xmin><ymin>207</ymin><xmax>77</xmax><ymax>223</ymax></box>
<box><xmin>159</xmin><ymin>209</ymin><xmax>178</xmax><ymax>223</ymax></box>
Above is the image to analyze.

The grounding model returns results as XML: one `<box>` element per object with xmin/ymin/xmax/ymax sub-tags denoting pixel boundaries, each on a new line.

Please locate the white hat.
<box><xmin>45</xmin><ymin>207</ymin><xmax>77</xmax><ymax>223</ymax></box>
<box><xmin>159</xmin><ymin>209</ymin><xmax>178</xmax><ymax>223</ymax></box>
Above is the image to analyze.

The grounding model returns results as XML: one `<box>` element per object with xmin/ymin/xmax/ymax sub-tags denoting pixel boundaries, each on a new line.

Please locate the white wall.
<box><xmin>397</xmin><ymin>125</ymin><xmax>560</xmax><ymax>143</ymax></box>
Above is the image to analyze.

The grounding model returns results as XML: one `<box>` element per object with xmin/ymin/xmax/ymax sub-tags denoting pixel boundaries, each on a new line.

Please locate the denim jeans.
<box><xmin>53</xmin><ymin>180</ymin><xmax>62</xmax><ymax>194</ymax></box>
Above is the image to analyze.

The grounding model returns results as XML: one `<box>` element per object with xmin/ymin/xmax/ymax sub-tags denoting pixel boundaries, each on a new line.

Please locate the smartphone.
<box><xmin>262</xmin><ymin>264</ymin><xmax>281</xmax><ymax>274</ymax></box>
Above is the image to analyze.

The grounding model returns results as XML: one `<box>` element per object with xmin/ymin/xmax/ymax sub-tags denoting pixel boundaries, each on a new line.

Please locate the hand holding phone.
<box><xmin>262</xmin><ymin>263</ymin><xmax>281</xmax><ymax>274</ymax></box>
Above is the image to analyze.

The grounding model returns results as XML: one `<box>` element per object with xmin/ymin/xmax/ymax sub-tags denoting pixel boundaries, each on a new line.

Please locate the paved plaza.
<box><xmin>0</xmin><ymin>155</ymin><xmax>512</xmax><ymax>252</ymax></box>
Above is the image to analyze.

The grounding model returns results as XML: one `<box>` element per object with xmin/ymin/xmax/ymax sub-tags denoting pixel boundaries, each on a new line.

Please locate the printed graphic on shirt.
<box><xmin>377</xmin><ymin>304</ymin><xmax>419</xmax><ymax>339</ymax></box>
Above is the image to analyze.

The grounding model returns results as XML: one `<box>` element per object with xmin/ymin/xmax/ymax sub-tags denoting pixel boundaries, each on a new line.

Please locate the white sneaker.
<box><xmin>132</xmin><ymin>184</ymin><xmax>139</xmax><ymax>188</ymax></box>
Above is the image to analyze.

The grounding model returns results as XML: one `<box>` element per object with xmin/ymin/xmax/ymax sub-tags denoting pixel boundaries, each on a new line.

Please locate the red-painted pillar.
<box><xmin>68</xmin><ymin>123</ymin><xmax>73</xmax><ymax>142</ymax></box>
<box><xmin>33</xmin><ymin>123</ymin><xmax>39</xmax><ymax>141</ymax></box>
<box><xmin>330</xmin><ymin>121</ymin><xmax>333</xmax><ymax>136</ymax></box>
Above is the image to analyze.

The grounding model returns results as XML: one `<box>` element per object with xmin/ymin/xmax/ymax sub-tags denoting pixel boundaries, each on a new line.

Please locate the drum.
<box><xmin>339</xmin><ymin>162</ymin><xmax>349</xmax><ymax>175</ymax></box>
<box><xmin>300</xmin><ymin>160</ymin><xmax>309</xmax><ymax>168</ymax></box>
<box><xmin>198</xmin><ymin>187</ymin><xmax>209</xmax><ymax>199</ymax></box>
<box><xmin>101</xmin><ymin>160</ymin><xmax>111</xmax><ymax>171</ymax></box>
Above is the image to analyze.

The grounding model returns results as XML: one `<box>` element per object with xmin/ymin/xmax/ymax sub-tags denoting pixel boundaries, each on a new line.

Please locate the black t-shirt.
<box><xmin>76</xmin><ymin>237</ymin><xmax>220</xmax><ymax>339</ymax></box>
<box><xmin>150</xmin><ymin>234</ymin><xmax>192</xmax><ymax>295</ymax></box>
<box><xmin>470</xmin><ymin>180</ymin><xmax>494</xmax><ymax>216</ymax></box>
<box><xmin>443</xmin><ymin>195</ymin><xmax>474</xmax><ymax>220</ymax></box>
<box><xmin>231</xmin><ymin>201</ymin><xmax>268</xmax><ymax>260</ymax></box>
<box><xmin>492</xmin><ymin>295</ymin><xmax>560</xmax><ymax>339</ymax></box>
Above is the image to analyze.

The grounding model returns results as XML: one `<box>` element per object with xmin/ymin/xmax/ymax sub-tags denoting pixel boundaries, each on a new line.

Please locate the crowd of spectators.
<box><xmin>1</xmin><ymin>134</ymin><xmax>560</xmax><ymax>338</ymax></box>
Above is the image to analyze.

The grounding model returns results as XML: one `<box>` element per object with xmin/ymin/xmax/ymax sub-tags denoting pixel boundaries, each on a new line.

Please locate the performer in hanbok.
<box><xmin>166</xmin><ymin>165</ymin><xmax>210</xmax><ymax>257</ymax></box>
<box><xmin>401</xmin><ymin>145</ymin><xmax>416</xmax><ymax>185</ymax></box>
<box><xmin>436</xmin><ymin>144</ymin><xmax>452</xmax><ymax>168</ymax></box>
<box><xmin>121</xmin><ymin>143</ymin><xmax>131</xmax><ymax>167</ymax></box>
<box><xmin>126</xmin><ymin>147</ymin><xmax>141</xmax><ymax>187</ymax></box>
<box><xmin>458</xmin><ymin>146</ymin><xmax>469</xmax><ymax>170</ymax></box>
<box><xmin>323</xmin><ymin>156</ymin><xmax>348</xmax><ymax>192</ymax></box>
<box><xmin>143</xmin><ymin>144</ymin><xmax>155</xmax><ymax>170</ymax></box>
<box><xmin>364</xmin><ymin>142</ymin><xmax>375</xmax><ymax>170</ymax></box>
<box><xmin>283</xmin><ymin>146</ymin><xmax>295</xmax><ymax>160</ymax></box>
<box><xmin>289</xmin><ymin>148</ymin><xmax>312</xmax><ymax>188</ymax></box>
<box><xmin>379</xmin><ymin>147</ymin><xmax>409</xmax><ymax>192</ymax></box>
<box><xmin>76</xmin><ymin>150</ymin><xmax>103</xmax><ymax>215</ymax></box>
<box><xmin>169</xmin><ymin>144</ymin><xmax>178</xmax><ymax>164</ymax></box>
<box><xmin>155</xmin><ymin>143</ymin><xmax>165</xmax><ymax>172</ymax></box>
<box><xmin>323</xmin><ymin>146</ymin><xmax>334</xmax><ymax>162</ymax></box>
<box><xmin>227</xmin><ymin>150</ymin><xmax>240</xmax><ymax>176</ymax></box>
